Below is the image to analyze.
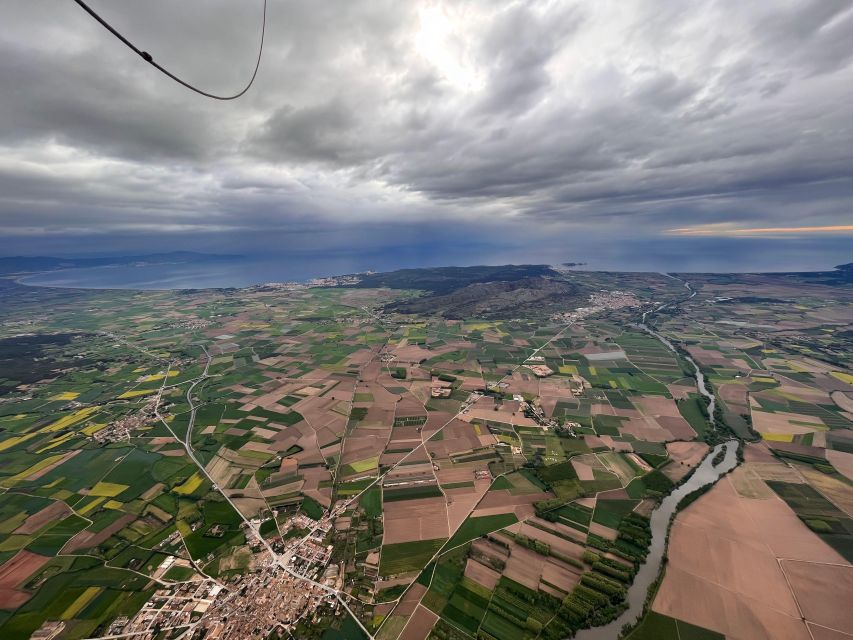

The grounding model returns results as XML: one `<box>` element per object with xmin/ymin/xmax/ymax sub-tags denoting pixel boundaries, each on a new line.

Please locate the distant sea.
<box><xmin>14</xmin><ymin>238</ymin><xmax>851</xmax><ymax>291</ymax></box>
<box><xmin>17</xmin><ymin>255</ymin><xmax>363</xmax><ymax>290</ymax></box>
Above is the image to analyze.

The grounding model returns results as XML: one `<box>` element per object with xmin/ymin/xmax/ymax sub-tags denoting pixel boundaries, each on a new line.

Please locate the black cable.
<box><xmin>72</xmin><ymin>0</ymin><xmax>266</xmax><ymax>100</ymax></box>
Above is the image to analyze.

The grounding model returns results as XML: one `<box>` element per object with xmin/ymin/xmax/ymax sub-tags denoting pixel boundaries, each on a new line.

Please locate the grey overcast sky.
<box><xmin>1</xmin><ymin>0</ymin><xmax>852</xmax><ymax>270</ymax></box>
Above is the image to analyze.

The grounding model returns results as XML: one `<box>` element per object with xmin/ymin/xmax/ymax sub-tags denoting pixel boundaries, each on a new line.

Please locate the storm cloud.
<box><xmin>1</xmin><ymin>0</ymin><xmax>852</xmax><ymax>268</ymax></box>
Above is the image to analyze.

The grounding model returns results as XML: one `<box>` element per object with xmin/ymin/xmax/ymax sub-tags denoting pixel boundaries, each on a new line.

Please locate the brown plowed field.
<box><xmin>636</xmin><ymin>395</ymin><xmax>682</xmax><ymax>417</ymax></box>
<box><xmin>588</xmin><ymin>522</ymin><xmax>618</xmax><ymax>541</ymax></box>
<box><xmin>383</xmin><ymin>497</ymin><xmax>449</xmax><ymax>544</ymax></box>
<box><xmin>664</xmin><ymin>441</ymin><xmax>708</xmax><ymax>478</ymax></box>
<box><xmin>395</xmin><ymin>583</ymin><xmax>426</xmax><ymax>616</ymax></box>
<box><xmin>446</xmin><ymin>481</ymin><xmax>490</xmax><ymax>532</ymax></box>
<box><xmin>435</xmin><ymin>468</ymin><xmax>474</xmax><ymax>484</ymax></box>
<box><xmin>831</xmin><ymin>391</ymin><xmax>853</xmax><ymax>413</ymax></box>
<box><xmin>571</xmin><ymin>460</ymin><xmax>594</xmax><ymax>480</ymax></box>
<box><xmin>752</xmin><ymin>407</ymin><xmax>826</xmax><ymax>435</ymax></box>
<box><xmin>464</xmin><ymin>558</ymin><xmax>500</xmax><ymax>590</ymax></box>
<box><xmin>827</xmin><ymin>449</ymin><xmax>853</xmax><ymax>482</ymax></box>
<box><xmin>657</xmin><ymin>415</ymin><xmax>695</xmax><ymax>439</ymax></box>
<box><xmin>0</xmin><ymin>550</ymin><xmax>49</xmax><ymax>609</ymax></box>
<box><xmin>399</xmin><ymin>604</ymin><xmax>438</xmax><ymax>640</ymax></box>
<box><xmin>781</xmin><ymin>559</ymin><xmax>853</xmax><ymax>633</ymax></box>
<box><xmin>653</xmin><ymin>468</ymin><xmax>848</xmax><ymax>640</ymax></box>
<box><xmin>63</xmin><ymin>514</ymin><xmax>135</xmax><ymax>553</ymax></box>
<box><xmin>13</xmin><ymin>501</ymin><xmax>72</xmax><ymax>535</ymax></box>
<box><xmin>540</xmin><ymin>557</ymin><xmax>581</xmax><ymax>593</ymax></box>
<box><xmin>503</xmin><ymin>544</ymin><xmax>544</xmax><ymax>590</ymax></box>
<box><xmin>619</xmin><ymin>418</ymin><xmax>670</xmax><ymax>442</ymax></box>
<box><xmin>729</xmin><ymin>464</ymin><xmax>776</xmax><ymax>499</ymax></box>
<box><xmin>808</xmin><ymin>625</ymin><xmax>853</xmax><ymax>640</ymax></box>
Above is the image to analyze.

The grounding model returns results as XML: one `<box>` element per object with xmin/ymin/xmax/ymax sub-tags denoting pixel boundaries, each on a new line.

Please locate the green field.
<box><xmin>628</xmin><ymin>612</ymin><xmax>724</xmax><ymax>640</ymax></box>
<box><xmin>677</xmin><ymin>394</ymin><xmax>711</xmax><ymax>435</ymax></box>
<box><xmin>360</xmin><ymin>487</ymin><xmax>382</xmax><ymax>518</ymax></box>
<box><xmin>383</xmin><ymin>485</ymin><xmax>443</xmax><ymax>502</ymax></box>
<box><xmin>379</xmin><ymin>538</ymin><xmax>446</xmax><ymax>576</ymax></box>
<box><xmin>300</xmin><ymin>495</ymin><xmax>325</xmax><ymax>520</ymax></box>
<box><xmin>445</xmin><ymin>513</ymin><xmax>518</xmax><ymax>549</ymax></box>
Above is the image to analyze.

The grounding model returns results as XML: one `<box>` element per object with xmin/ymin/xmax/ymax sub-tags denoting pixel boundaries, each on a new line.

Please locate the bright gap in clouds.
<box><xmin>414</xmin><ymin>3</ymin><xmax>481</xmax><ymax>91</ymax></box>
<box><xmin>667</xmin><ymin>224</ymin><xmax>853</xmax><ymax>236</ymax></box>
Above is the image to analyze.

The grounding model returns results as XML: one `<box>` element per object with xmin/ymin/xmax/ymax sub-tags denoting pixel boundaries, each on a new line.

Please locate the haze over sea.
<box><xmin>16</xmin><ymin>235</ymin><xmax>851</xmax><ymax>290</ymax></box>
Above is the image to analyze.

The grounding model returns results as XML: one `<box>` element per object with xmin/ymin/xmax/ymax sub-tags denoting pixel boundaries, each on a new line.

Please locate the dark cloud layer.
<box><xmin>1</xmin><ymin>0</ymin><xmax>852</xmax><ymax>269</ymax></box>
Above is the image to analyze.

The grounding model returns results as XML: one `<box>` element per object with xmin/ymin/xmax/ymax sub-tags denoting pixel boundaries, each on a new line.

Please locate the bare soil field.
<box><xmin>63</xmin><ymin>514</ymin><xmax>136</xmax><ymax>553</ymax></box>
<box><xmin>540</xmin><ymin>557</ymin><xmax>582</xmax><ymax>594</ymax></box>
<box><xmin>729</xmin><ymin>464</ymin><xmax>776</xmax><ymax>499</ymax></box>
<box><xmin>472</xmin><ymin>538</ymin><xmax>509</xmax><ymax>566</ymax></box>
<box><xmin>664</xmin><ymin>441</ymin><xmax>708</xmax><ymax>472</ymax></box>
<box><xmin>13</xmin><ymin>500</ymin><xmax>72</xmax><ymax>535</ymax></box>
<box><xmin>653</xmin><ymin>469</ymin><xmax>849</xmax><ymax>639</ymax></box>
<box><xmin>827</xmin><ymin>449</ymin><xmax>853</xmax><ymax>483</ymax></box>
<box><xmin>464</xmin><ymin>558</ymin><xmax>501</xmax><ymax>590</ymax></box>
<box><xmin>750</xmin><ymin>461</ymin><xmax>805</xmax><ymax>483</ymax></box>
<box><xmin>571</xmin><ymin>459</ymin><xmax>595</xmax><ymax>480</ymax></box>
<box><xmin>0</xmin><ymin>550</ymin><xmax>49</xmax><ymax>609</ymax></box>
<box><xmin>685</xmin><ymin>346</ymin><xmax>732</xmax><ymax>367</ymax></box>
<box><xmin>426</xmin><ymin>419</ymin><xmax>486</xmax><ymax>457</ymax></box>
<box><xmin>656</xmin><ymin>415</ymin><xmax>696</xmax><ymax>439</ymax></box>
<box><xmin>391</xmin><ymin>344</ymin><xmax>434</xmax><ymax>363</ymax></box>
<box><xmin>667</xmin><ymin>383</ymin><xmax>695</xmax><ymax>399</ymax></box>
<box><xmin>588</xmin><ymin>522</ymin><xmax>618</xmax><ymax>541</ymax></box>
<box><xmin>777</xmin><ymin>383</ymin><xmax>831</xmax><ymax>404</ymax></box>
<box><xmin>472</xmin><ymin>490</ymin><xmax>552</xmax><ymax>519</ymax></box>
<box><xmin>399</xmin><ymin>604</ymin><xmax>438</xmax><ymax>640</ymax></box>
<box><xmin>598</xmin><ymin>435</ymin><xmax>633</xmax><ymax>452</ymax></box>
<box><xmin>636</xmin><ymin>395</ymin><xmax>682</xmax><ymax>417</ymax></box>
<box><xmin>576</xmin><ymin>497</ymin><xmax>596</xmax><ymax>510</ymax></box>
<box><xmin>719</xmin><ymin>382</ymin><xmax>748</xmax><ymax>406</ymax></box>
<box><xmin>751</xmin><ymin>405</ymin><xmax>827</xmax><ymax>435</ymax></box>
<box><xmin>808</xmin><ymin>626</ymin><xmax>853</xmax><ymax>640</ymax></box>
<box><xmin>446</xmin><ymin>481</ymin><xmax>491</xmax><ymax>532</ymax></box>
<box><xmin>435</xmin><ymin>467</ymin><xmax>474</xmax><ymax>484</ymax></box>
<box><xmin>383</xmin><ymin>497</ymin><xmax>449</xmax><ymax>544</ymax></box>
<box><xmin>781</xmin><ymin>559</ymin><xmax>853</xmax><ymax>633</ymax></box>
<box><xmin>619</xmin><ymin>418</ymin><xmax>671</xmax><ymax>442</ymax></box>
<box><xmin>590</xmin><ymin>402</ymin><xmax>616</xmax><ymax>416</ymax></box>
<box><xmin>831</xmin><ymin>391</ymin><xmax>853</xmax><ymax>414</ymax></box>
<box><xmin>206</xmin><ymin>456</ymin><xmax>240</xmax><ymax>487</ymax></box>
<box><xmin>503</xmin><ymin>543</ymin><xmax>545</xmax><ymax>590</ymax></box>
<box><xmin>742</xmin><ymin>441</ymin><xmax>782</xmax><ymax>463</ymax></box>
<box><xmin>395</xmin><ymin>583</ymin><xmax>427</xmax><ymax>616</ymax></box>
<box><xmin>141</xmin><ymin>482</ymin><xmax>166</xmax><ymax>501</ymax></box>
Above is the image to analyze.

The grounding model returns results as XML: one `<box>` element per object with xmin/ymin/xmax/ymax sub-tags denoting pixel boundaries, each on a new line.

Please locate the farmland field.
<box><xmin>380</xmin><ymin>539</ymin><xmax>447</xmax><ymax>576</ymax></box>
<box><xmin>0</xmin><ymin>265</ymin><xmax>849</xmax><ymax>640</ymax></box>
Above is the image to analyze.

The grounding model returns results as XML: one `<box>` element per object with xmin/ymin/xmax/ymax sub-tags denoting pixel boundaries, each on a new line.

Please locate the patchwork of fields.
<box><xmin>0</xmin><ymin>267</ymin><xmax>850</xmax><ymax>640</ymax></box>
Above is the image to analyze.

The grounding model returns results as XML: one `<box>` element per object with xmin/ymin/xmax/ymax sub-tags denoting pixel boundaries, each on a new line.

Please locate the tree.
<box><xmin>526</xmin><ymin>617</ymin><xmax>543</xmax><ymax>633</ymax></box>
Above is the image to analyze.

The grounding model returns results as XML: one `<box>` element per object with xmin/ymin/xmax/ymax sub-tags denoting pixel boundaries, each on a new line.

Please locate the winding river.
<box><xmin>573</xmin><ymin>440</ymin><xmax>738</xmax><ymax>640</ymax></box>
<box><xmin>575</xmin><ymin>278</ymin><xmax>737</xmax><ymax>639</ymax></box>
